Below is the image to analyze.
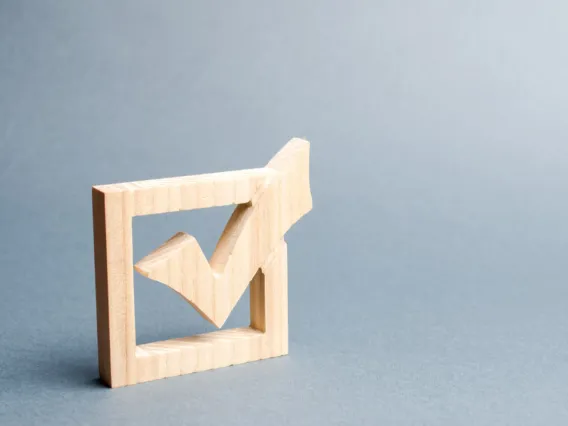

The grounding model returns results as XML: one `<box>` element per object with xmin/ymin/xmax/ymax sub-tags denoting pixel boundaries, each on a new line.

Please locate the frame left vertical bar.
<box><xmin>92</xmin><ymin>186</ymin><xmax>137</xmax><ymax>388</ymax></box>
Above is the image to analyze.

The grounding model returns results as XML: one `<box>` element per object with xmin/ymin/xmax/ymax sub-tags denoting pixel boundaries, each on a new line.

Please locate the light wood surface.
<box><xmin>92</xmin><ymin>138</ymin><xmax>312</xmax><ymax>387</ymax></box>
<box><xmin>136</xmin><ymin>240</ymin><xmax>288</xmax><ymax>382</ymax></box>
<box><xmin>92</xmin><ymin>189</ymin><xmax>137</xmax><ymax>387</ymax></box>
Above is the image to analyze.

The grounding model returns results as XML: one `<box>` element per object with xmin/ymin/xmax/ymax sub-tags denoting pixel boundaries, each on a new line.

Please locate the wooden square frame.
<box><xmin>92</xmin><ymin>139</ymin><xmax>312</xmax><ymax>388</ymax></box>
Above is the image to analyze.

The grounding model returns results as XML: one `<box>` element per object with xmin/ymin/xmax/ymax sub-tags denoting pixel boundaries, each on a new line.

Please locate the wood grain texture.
<box><xmin>133</xmin><ymin>140</ymin><xmax>311</xmax><ymax>327</ymax></box>
<box><xmin>92</xmin><ymin>138</ymin><xmax>311</xmax><ymax>387</ymax></box>
<box><xmin>94</xmin><ymin>168</ymin><xmax>273</xmax><ymax>216</ymax></box>
<box><xmin>92</xmin><ymin>188</ymin><xmax>137</xmax><ymax>388</ymax></box>
<box><xmin>135</xmin><ymin>240</ymin><xmax>288</xmax><ymax>383</ymax></box>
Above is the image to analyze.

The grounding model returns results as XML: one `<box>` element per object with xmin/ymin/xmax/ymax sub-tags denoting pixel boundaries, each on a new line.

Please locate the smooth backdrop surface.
<box><xmin>1</xmin><ymin>1</ymin><xmax>567</xmax><ymax>425</ymax></box>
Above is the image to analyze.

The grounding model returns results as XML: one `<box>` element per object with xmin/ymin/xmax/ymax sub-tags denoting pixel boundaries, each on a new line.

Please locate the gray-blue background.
<box><xmin>1</xmin><ymin>1</ymin><xmax>567</xmax><ymax>425</ymax></box>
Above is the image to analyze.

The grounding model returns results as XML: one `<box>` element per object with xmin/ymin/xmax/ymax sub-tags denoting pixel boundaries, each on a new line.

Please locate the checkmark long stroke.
<box><xmin>134</xmin><ymin>139</ymin><xmax>312</xmax><ymax>328</ymax></box>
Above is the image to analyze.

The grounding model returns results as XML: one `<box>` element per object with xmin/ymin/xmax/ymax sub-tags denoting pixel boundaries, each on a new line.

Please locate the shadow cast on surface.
<box><xmin>0</xmin><ymin>351</ymin><xmax>107</xmax><ymax>392</ymax></box>
<box><xmin>37</xmin><ymin>356</ymin><xmax>106</xmax><ymax>390</ymax></box>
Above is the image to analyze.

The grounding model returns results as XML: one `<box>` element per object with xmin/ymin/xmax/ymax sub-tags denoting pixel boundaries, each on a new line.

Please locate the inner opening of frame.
<box><xmin>134</xmin><ymin>268</ymin><xmax>267</xmax><ymax>383</ymax></box>
<box><xmin>132</xmin><ymin>206</ymin><xmax>252</xmax><ymax>345</ymax></box>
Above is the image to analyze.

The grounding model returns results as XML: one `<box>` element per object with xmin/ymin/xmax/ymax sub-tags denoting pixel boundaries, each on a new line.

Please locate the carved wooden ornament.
<box><xmin>92</xmin><ymin>139</ymin><xmax>312</xmax><ymax>387</ymax></box>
